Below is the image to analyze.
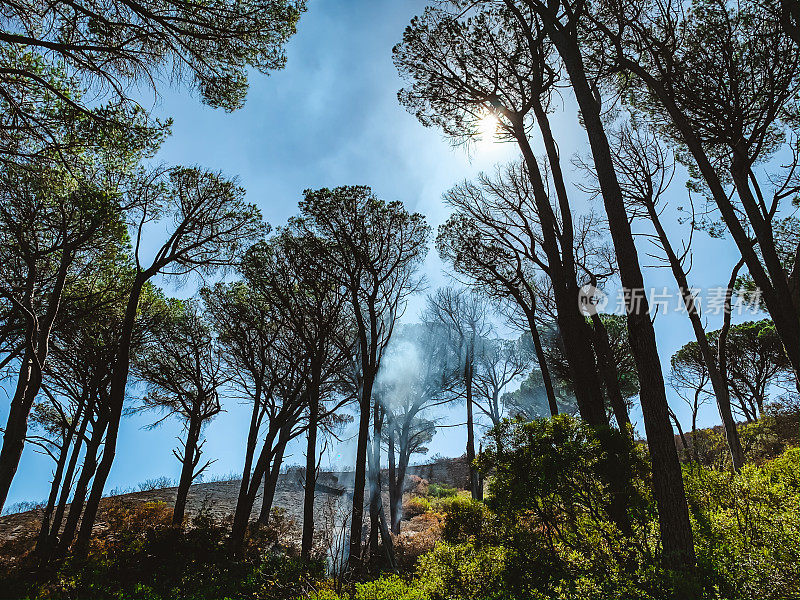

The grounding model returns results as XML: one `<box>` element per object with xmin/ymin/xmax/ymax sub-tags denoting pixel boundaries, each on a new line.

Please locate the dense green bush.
<box><xmin>5</xmin><ymin>501</ymin><xmax>322</xmax><ymax>599</ymax></box>
<box><xmin>354</xmin><ymin>574</ymin><xmax>430</xmax><ymax>599</ymax></box>
<box><xmin>427</xmin><ymin>483</ymin><xmax>457</xmax><ymax>498</ymax></box>
<box><xmin>397</xmin><ymin>416</ymin><xmax>798</xmax><ymax>600</ymax></box>
<box><xmin>415</xmin><ymin>542</ymin><xmax>509</xmax><ymax>600</ymax></box>
<box><xmin>686</xmin><ymin>447</ymin><xmax>799</xmax><ymax>599</ymax></box>
<box><xmin>435</xmin><ymin>496</ymin><xmax>495</xmax><ymax>545</ymax></box>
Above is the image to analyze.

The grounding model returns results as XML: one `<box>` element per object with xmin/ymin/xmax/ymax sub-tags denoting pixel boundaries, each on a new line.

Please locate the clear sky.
<box><xmin>5</xmin><ymin>0</ymin><xmax>753</xmax><ymax>507</ymax></box>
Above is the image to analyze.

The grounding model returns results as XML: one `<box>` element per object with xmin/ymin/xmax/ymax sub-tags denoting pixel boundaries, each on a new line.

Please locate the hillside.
<box><xmin>0</xmin><ymin>456</ymin><xmax>470</xmax><ymax>547</ymax></box>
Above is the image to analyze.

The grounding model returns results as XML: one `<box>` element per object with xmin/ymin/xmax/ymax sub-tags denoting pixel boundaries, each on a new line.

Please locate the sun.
<box><xmin>477</xmin><ymin>112</ymin><xmax>499</xmax><ymax>143</ymax></box>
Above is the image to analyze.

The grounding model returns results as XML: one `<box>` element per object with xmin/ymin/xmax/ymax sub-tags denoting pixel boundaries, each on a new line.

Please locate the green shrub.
<box><xmin>403</xmin><ymin>496</ymin><xmax>432</xmax><ymax>519</ymax></box>
<box><xmin>354</xmin><ymin>574</ymin><xmax>430</xmax><ymax>599</ymax></box>
<box><xmin>427</xmin><ymin>483</ymin><xmax>457</xmax><ymax>498</ymax></box>
<box><xmin>686</xmin><ymin>447</ymin><xmax>799</xmax><ymax>599</ymax></box>
<box><xmin>435</xmin><ymin>496</ymin><xmax>494</xmax><ymax>545</ymax></box>
<box><xmin>4</xmin><ymin>503</ymin><xmax>322</xmax><ymax>599</ymax></box>
<box><xmin>415</xmin><ymin>541</ymin><xmax>509</xmax><ymax>600</ymax></box>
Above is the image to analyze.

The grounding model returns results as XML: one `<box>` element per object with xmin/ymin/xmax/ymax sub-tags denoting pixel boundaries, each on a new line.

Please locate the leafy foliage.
<box><xmin>4</xmin><ymin>501</ymin><xmax>322</xmax><ymax>599</ymax></box>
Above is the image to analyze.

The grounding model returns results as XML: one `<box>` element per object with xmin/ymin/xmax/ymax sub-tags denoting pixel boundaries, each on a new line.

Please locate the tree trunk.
<box><xmin>387</xmin><ymin>431</ymin><xmax>400</xmax><ymax>535</ymax></box>
<box><xmin>0</xmin><ymin>350</ymin><xmax>40</xmax><ymax>511</ymax></box>
<box><xmin>173</xmin><ymin>416</ymin><xmax>201</xmax><ymax>527</ymax></box>
<box><xmin>670</xmin><ymin>409</ymin><xmax>689</xmax><ymax>453</ymax></box>
<box><xmin>513</xmin><ymin>121</ymin><xmax>608</xmax><ymax>425</ymax></box>
<box><xmin>57</xmin><ymin>415</ymin><xmax>107</xmax><ymax>555</ymax></box>
<box><xmin>236</xmin><ymin>384</ymin><xmax>263</xmax><ymax>524</ymax></box>
<box><xmin>621</xmin><ymin>60</ymin><xmax>799</xmax><ymax>379</ymax></box>
<box><xmin>525</xmin><ymin>306</ymin><xmax>559</xmax><ymax>416</ymax></box>
<box><xmin>465</xmin><ymin>339</ymin><xmax>480</xmax><ymax>500</ymax></box>
<box><xmin>35</xmin><ymin>399</ymin><xmax>87</xmax><ymax>556</ymax></box>
<box><xmin>301</xmin><ymin>389</ymin><xmax>319</xmax><ymax>560</ymax></box>
<box><xmin>74</xmin><ymin>275</ymin><xmax>146</xmax><ymax>554</ymax></box>
<box><xmin>47</xmin><ymin>406</ymin><xmax>92</xmax><ymax>554</ymax></box>
<box><xmin>348</xmin><ymin>375</ymin><xmax>375</xmax><ymax>571</ymax></box>
<box><xmin>230</xmin><ymin>423</ymin><xmax>281</xmax><ymax>552</ymax></box>
<box><xmin>0</xmin><ymin>253</ymin><xmax>71</xmax><ymax>513</ymax></box>
<box><xmin>717</xmin><ymin>258</ymin><xmax>746</xmax><ymax>455</ymax></box>
<box><xmin>368</xmin><ymin>399</ymin><xmax>382</xmax><ymax>558</ymax></box>
<box><xmin>590</xmin><ymin>314</ymin><xmax>631</xmax><ymax>433</ymax></box>
<box><xmin>542</xmin><ymin>20</ymin><xmax>695</xmax><ymax>568</ymax></box>
<box><xmin>645</xmin><ymin>203</ymin><xmax>744</xmax><ymax>470</ymax></box>
<box><xmin>260</xmin><ymin>434</ymin><xmax>286</xmax><ymax>525</ymax></box>
<box><xmin>35</xmin><ymin>436</ymin><xmax>72</xmax><ymax>557</ymax></box>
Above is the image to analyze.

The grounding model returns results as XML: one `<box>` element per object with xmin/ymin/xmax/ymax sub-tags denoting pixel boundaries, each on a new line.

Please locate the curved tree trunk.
<box><xmin>260</xmin><ymin>435</ymin><xmax>287</xmax><ymax>525</ymax></box>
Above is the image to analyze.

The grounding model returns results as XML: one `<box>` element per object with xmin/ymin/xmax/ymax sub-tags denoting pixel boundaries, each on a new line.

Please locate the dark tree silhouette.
<box><xmin>395</xmin><ymin>6</ymin><xmax>610</xmax><ymax>427</ymax></box>
<box><xmin>0</xmin><ymin>153</ymin><xmax>135</xmax><ymax>513</ymax></box>
<box><xmin>243</xmin><ymin>227</ymin><xmax>353</xmax><ymax>560</ymax></box>
<box><xmin>0</xmin><ymin>0</ymin><xmax>304</xmax><ymax>158</ymax></box>
<box><xmin>137</xmin><ymin>300</ymin><xmax>223</xmax><ymax>526</ymax></box>
<box><xmin>397</xmin><ymin>0</ymin><xmax>694</xmax><ymax>566</ymax></box>
<box><xmin>74</xmin><ymin>166</ymin><xmax>264</xmax><ymax>553</ymax></box>
<box><xmin>297</xmin><ymin>186</ymin><xmax>429</xmax><ymax>572</ymax></box>
<box><xmin>592</xmin><ymin>0</ymin><xmax>800</xmax><ymax>382</ymax></box>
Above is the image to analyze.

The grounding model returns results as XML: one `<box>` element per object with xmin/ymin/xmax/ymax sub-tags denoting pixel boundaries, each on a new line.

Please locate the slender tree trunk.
<box><xmin>387</xmin><ymin>431</ymin><xmax>400</xmax><ymax>535</ymax></box>
<box><xmin>525</xmin><ymin>307</ymin><xmax>559</xmax><ymax>416</ymax></box>
<box><xmin>616</xmin><ymin>58</ymin><xmax>799</xmax><ymax>378</ymax></box>
<box><xmin>35</xmin><ymin>399</ymin><xmax>87</xmax><ymax>556</ymax></box>
<box><xmin>47</xmin><ymin>405</ymin><xmax>91</xmax><ymax>553</ymax></box>
<box><xmin>395</xmin><ymin>429</ymin><xmax>412</xmax><ymax>532</ymax></box>
<box><xmin>173</xmin><ymin>417</ymin><xmax>201</xmax><ymax>527</ymax></box>
<box><xmin>302</xmin><ymin>387</ymin><xmax>320</xmax><ymax>560</ymax></box>
<box><xmin>718</xmin><ymin>258</ymin><xmax>745</xmax><ymax>454</ymax></box>
<box><xmin>259</xmin><ymin>437</ymin><xmax>286</xmax><ymax>524</ymax></box>
<box><xmin>368</xmin><ymin>399</ymin><xmax>382</xmax><ymax>557</ymax></box>
<box><xmin>541</xmin><ymin>20</ymin><xmax>695</xmax><ymax>567</ymax></box>
<box><xmin>0</xmin><ymin>254</ymin><xmax>71</xmax><ymax>513</ymax></box>
<box><xmin>691</xmin><ymin>394</ymin><xmax>700</xmax><ymax>464</ymax></box>
<box><xmin>0</xmin><ymin>350</ymin><xmax>40</xmax><ymax>511</ymax></box>
<box><xmin>74</xmin><ymin>274</ymin><xmax>146</xmax><ymax>554</ymax></box>
<box><xmin>230</xmin><ymin>423</ymin><xmax>281</xmax><ymax>551</ymax></box>
<box><xmin>645</xmin><ymin>204</ymin><xmax>744</xmax><ymax>470</ymax></box>
<box><xmin>35</xmin><ymin>436</ymin><xmax>72</xmax><ymax>556</ymax></box>
<box><xmin>348</xmin><ymin>375</ymin><xmax>375</xmax><ymax>571</ymax></box>
<box><xmin>236</xmin><ymin>384</ymin><xmax>263</xmax><ymax>523</ymax></box>
<box><xmin>513</xmin><ymin>122</ymin><xmax>607</xmax><ymax>425</ymax></box>
<box><xmin>57</xmin><ymin>416</ymin><xmax>107</xmax><ymax>555</ymax></box>
<box><xmin>590</xmin><ymin>314</ymin><xmax>631</xmax><ymax>433</ymax></box>
<box><xmin>669</xmin><ymin>409</ymin><xmax>689</xmax><ymax>453</ymax></box>
<box><xmin>465</xmin><ymin>339</ymin><xmax>480</xmax><ymax>500</ymax></box>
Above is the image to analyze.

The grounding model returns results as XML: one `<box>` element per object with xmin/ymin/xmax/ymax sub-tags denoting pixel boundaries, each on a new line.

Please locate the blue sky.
<box><xmin>5</xmin><ymin>0</ymin><xmax>753</xmax><ymax>507</ymax></box>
